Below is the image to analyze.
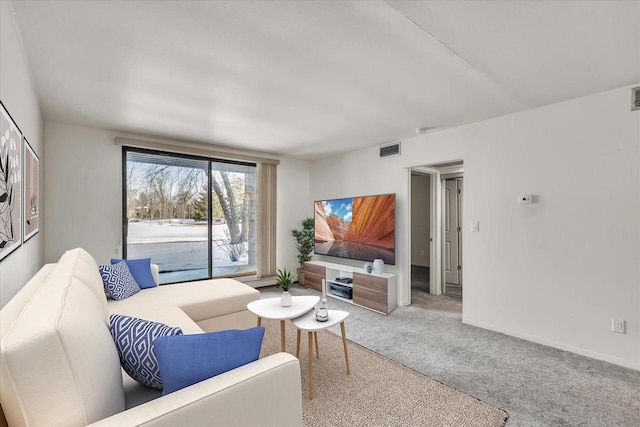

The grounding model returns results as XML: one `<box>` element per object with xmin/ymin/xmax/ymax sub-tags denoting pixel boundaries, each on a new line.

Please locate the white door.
<box><xmin>444</xmin><ymin>178</ymin><xmax>462</xmax><ymax>286</ymax></box>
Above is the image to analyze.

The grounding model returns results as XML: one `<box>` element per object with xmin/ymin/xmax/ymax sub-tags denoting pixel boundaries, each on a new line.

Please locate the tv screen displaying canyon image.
<box><xmin>314</xmin><ymin>193</ymin><xmax>395</xmax><ymax>265</ymax></box>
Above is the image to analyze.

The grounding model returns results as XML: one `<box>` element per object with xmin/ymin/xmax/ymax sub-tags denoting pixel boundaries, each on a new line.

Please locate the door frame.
<box><xmin>407</xmin><ymin>162</ymin><xmax>464</xmax><ymax>298</ymax></box>
<box><xmin>408</xmin><ymin>166</ymin><xmax>443</xmax><ymax>295</ymax></box>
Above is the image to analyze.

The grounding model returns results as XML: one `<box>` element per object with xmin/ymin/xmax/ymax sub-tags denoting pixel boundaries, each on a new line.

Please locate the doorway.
<box><xmin>409</xmin><ymin>161</ymin><xmax>464</xmax><ymax>300</ymax></box>
<box><xmin>410</xmin><ymin>172</ymin><xmax>431</xmax><ymax>293</ymax></box>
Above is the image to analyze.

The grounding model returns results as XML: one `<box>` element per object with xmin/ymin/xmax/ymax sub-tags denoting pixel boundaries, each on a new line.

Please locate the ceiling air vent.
<box><xmin>380</xmin><ymin>142</ymin><xmax>401</xmax><ymax>158</ymax></box>
<box><xmin>632</xmin><ymin>86</ymin><xmax>640</xmax><ymax>111</ymax></box>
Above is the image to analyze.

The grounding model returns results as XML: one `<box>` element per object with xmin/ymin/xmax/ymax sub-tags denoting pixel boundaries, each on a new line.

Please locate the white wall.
<box><xmin>44</xmin><ymin>122</ymin><xmax>309</xmax><ymax>274</ymax></box>
<box><xmin>0</xmin><ymin>1</ymin><xmax>45</xmax><ymax>307</ymax></box>
<box><xmin>410</xmin><ymin>173</ymin><xmax>430</xmax><ymax>267</ymax></box>
<box><xmin>310</xmin><ymin>85</ymin><xmax>640</xmax><ymax>370</ymax></box>
<box><xmin>44</xmin><ymin>123</ymin><xmax>121</xmax><ymax>264</ymax></box>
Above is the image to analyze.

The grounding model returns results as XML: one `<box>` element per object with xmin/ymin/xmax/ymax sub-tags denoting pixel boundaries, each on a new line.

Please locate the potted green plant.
<box><xmin>291</xmin><ymin>217</ymin><xmax>314</xmax><ymax>285</ymax></box>
<box><xmin>276</xmin><ymin>267</ymin><xmax>295</xmax><ymax>306</ymax></box>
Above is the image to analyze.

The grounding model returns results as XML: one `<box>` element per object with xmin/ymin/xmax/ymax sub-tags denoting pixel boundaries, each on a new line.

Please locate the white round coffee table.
<box><xmin>247</xmin><ymin>295</ymin><xmax>319</xmax><ymax>352</ymax></box>
<box><xmin>290</xmin><ymin>309</ymin><xmax>350</xmax><ymax>400</ymax></box>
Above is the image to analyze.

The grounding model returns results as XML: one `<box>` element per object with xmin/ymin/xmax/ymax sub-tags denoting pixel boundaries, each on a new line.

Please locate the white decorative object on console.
<box><xmin>372</xmin><ymin>259</ymin><xmax>384</xmax><ymax>274</ymax></box>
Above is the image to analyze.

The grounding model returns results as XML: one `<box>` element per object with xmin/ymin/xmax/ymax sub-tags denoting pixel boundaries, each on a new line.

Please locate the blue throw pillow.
<box><xmin>99</xmin><ymin>261</ymin><xmax>141</xmax><ymax>300</ymax></box>
<box><xmin>109</xmin><ymin>314</ymin><xmax>183</xmax><ymax>389</ymax></box>
<box><xmin>111</xmin><ymin>258</ymin><xmax>157</xmax><ymax>289</ymax></box>
<box><xmin>154</xmin><ymin>327</ymin><xmax>265</xmax><ymax>395</ymax></box>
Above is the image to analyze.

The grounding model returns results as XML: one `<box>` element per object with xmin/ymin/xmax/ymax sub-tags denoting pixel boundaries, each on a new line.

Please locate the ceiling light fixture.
<box><xmin>416</xmin><ymin>127</ymin><xmax>428</xmax><ymax>134</ymax></box>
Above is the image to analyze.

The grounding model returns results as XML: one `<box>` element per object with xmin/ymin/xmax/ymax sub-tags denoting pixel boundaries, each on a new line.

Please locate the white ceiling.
<box><xmin>9</xmin><ymin>1</ymin><xmax>640</xmax><ymax>159</ymax></box>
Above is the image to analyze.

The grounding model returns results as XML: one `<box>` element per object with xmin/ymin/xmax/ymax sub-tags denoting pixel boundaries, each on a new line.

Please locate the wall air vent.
<box><xmin>380</xmin><ymin>142</ymin><xmax>401</xmax><ymax>158</ymax></box>
<box><xmin>632</xmin><ymin>86</ymin><xmax>640</xmax><ymax>111</ymax></box>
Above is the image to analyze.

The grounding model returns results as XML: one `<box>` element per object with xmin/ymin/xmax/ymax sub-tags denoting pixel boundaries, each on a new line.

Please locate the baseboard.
<box><xmin>240</xmin><ymin>276</ymin><xmax>277</xmax><ymax>288</ymax></box>
<box><xmin>462</xmin><ymin>317</ymin><xmax>640</xmax><ymax>371</ymax></box>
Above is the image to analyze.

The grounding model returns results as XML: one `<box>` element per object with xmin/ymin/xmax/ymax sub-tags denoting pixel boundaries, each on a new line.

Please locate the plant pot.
<box><xmin>281</xmin><ymin>290</ymin><xmax>292</xmax><ymax>307</ymax></box>
<box><xmin>297</xmin><ymin>268</ymin><xmax>305</xmax><ymax>285</ymax></box>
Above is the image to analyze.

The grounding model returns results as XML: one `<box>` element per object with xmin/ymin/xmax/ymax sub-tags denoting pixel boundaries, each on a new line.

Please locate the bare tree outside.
<box><xmin>127</xmin><ymin>164</ymin><xmax>206</xmax><ymax>221</ymax></box>
<box><xmin>211</xmin><ymin>170</ymin><xmax>251</xmax><ymax>262</ymax></box>
<box><xmin>125</xmin><ymin>151</ymin><xmax>257</xmax><ymax>283</ymax></box>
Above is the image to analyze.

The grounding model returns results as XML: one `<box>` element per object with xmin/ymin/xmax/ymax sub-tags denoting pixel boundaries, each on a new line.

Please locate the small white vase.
<box><xmin>372</xmin><ymin>259</ymin><xmax>384</xmax><ymax>274</ymax></box>
<box><xmin>281</xmin><ymin>291</ymin><xmax>292</xmax><ymax>307</ymax></box>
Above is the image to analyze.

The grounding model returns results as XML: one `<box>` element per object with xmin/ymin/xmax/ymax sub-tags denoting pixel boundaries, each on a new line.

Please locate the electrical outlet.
<box><xmin>612</xmin><ymin>318</ymin><xmax>626</xmax><ymax>334</ymax></box>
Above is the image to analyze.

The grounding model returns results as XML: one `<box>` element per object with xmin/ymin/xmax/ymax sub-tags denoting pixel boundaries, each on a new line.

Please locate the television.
<box><xmin>314</xmin><ymin>193</ymin><xmax>395</xmax><ymax>265</ymax></box>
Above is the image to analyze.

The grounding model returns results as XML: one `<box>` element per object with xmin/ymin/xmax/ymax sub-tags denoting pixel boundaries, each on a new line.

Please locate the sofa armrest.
<box><xmin>86</xmin><ymin>353</ymin><xmax>302</xmax><ymax>427</ymax></box>
<box><xmin>150</xmin><ymin>264</ymin><xmax>160</xmax><ymax>285</ymax></box>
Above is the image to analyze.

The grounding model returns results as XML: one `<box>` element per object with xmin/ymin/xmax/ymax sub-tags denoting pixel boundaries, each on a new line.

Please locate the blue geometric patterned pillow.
<box><xmin>109</xmin><ymin>314</ymin><xmax>183</xmax><ymax>389</ymax></box>
<box><xmin>99</xmin><ymin>261</ymin><xmax>141</xmax><ymax>300</ymax></box>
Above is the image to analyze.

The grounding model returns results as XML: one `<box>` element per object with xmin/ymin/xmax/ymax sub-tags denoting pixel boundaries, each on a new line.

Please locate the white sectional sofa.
<box><xmin>0</xmin><ymin>248</ymin><xmax>303</xmax><ymax>427</ymax></box>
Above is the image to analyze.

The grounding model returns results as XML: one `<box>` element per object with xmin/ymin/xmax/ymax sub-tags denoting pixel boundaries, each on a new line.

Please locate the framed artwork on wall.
<box><xmin>23</xmin><ymin>138</ymin><xmax>38</xmax><ymax>242</ymax></box>
<box><xmin>0</xmin><ymin>101</ymin><xmax>23</xmax><ymax>261</ymax></box>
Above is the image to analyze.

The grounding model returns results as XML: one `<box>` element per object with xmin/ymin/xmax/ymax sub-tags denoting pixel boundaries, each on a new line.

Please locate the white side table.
<box><xmin>247</xmin><ymin>295</ymin><xmax>319</xmax><ymax>352</ymax></box>
<box><xmin>290</xmin><ymin>309</ymin><xmax>350</xmax><ymax>400</ymax></box>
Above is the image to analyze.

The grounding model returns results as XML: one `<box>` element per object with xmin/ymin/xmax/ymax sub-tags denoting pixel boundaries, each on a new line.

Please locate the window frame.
<box><xmin>121</xmin><ymin>146</ymin><xmax>258</xmax><ymax>284</ymax></box>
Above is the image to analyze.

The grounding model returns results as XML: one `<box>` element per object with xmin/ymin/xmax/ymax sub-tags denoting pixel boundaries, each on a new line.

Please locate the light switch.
<box><xmin>471</xmin><ymin>221</ymin><xmax>480</xmax><ymax>232</ymax></box>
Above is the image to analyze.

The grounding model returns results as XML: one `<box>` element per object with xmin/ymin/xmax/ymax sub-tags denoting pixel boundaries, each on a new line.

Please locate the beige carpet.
<box><xmin>259</xmin><ymin>318</ymin><xmax>508</xmax><ymax>427</ymax></box>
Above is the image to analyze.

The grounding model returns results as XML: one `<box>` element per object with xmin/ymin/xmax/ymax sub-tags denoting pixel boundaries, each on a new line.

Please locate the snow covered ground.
<box><xmin>127</xmin><ymin>221</ymin><xmax>254</xmax><ymax>284</ymax></box>
<box><xmin>127</xmin><ymin>221</ymin><xmax>229</xmax><ymax>243</ymax></box>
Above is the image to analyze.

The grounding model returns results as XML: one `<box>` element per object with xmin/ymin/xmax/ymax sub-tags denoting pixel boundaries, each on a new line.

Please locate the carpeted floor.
<box><xmin>259</xmin><ymin>318</ymin><xmax>508</xmax><ymax>427</ymax></box>
<box><xmin>258</xmin><ymin>285</ymin><xmax>640</xmax><ymax>427</ymax></box>
<box><xmin>411</xmin><ymin>265</ymin><xmax>430</xmax><ymax>293</ymax></box>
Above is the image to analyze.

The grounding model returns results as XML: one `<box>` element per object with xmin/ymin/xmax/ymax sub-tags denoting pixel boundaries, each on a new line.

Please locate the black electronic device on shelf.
<box><xmin>334</xmin><ymin>277</ymin><xmax>353</xmax><ymax>284</ymax></box>
<box><xmin>329</xmin><ymin>283</ymin><xmax>353</xmax><ymax>300</ymax></box>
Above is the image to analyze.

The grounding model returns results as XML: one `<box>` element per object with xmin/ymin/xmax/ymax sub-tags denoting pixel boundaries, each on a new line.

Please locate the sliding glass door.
<box><xmin>123</xmin><ymin>148</ymin><xmax>256</xmax><ymax>284</ymax></box>
<box><xmin>210</xmin><ymin>161</ymin><xmax>256</xmax><ymax>278</ymax></box>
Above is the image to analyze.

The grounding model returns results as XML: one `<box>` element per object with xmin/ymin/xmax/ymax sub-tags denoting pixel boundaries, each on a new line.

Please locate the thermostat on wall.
<box><xmin>518</xmin><ymin>195</ymin><xmax>533</xmax><ymax>205</ymax></box>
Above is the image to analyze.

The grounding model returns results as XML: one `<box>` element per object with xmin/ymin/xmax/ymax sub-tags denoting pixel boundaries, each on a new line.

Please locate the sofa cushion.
<box><xmin>154</xmin><ymin>327</ymin><xmax>265</xmax><ymax>395</ymax></box>
<box><xmin>115</xmin><ymin>306</ymin><xmax>205</xmax><ymax>336</ymax></box>
<box><xmin>0</xmin><ymin>269</ymin><xmax>124</xmax><ymax>426</ymax></box>
<box><xmin>111</xmin><ymin>258</ymin><xmax>157</xmax><ymax>289</ymax></box>
<box><xmin>110</xmin><ymin>314</ymin><xmax>183</xmax><ymax>389</ymax></box>
<box><xmin>100</xmin><ymin>261</ymin><xmax>141</xmax><ymax>300</ymax></box>
<box><xmin>108</xmin><ymin>278</ymin><xmax>259</xmax><ymax>322</ymax></box>
<box><xmin>58</xmin><ymin>248</ymin><xmax>109</xmax><ymax>316</ymax></box>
